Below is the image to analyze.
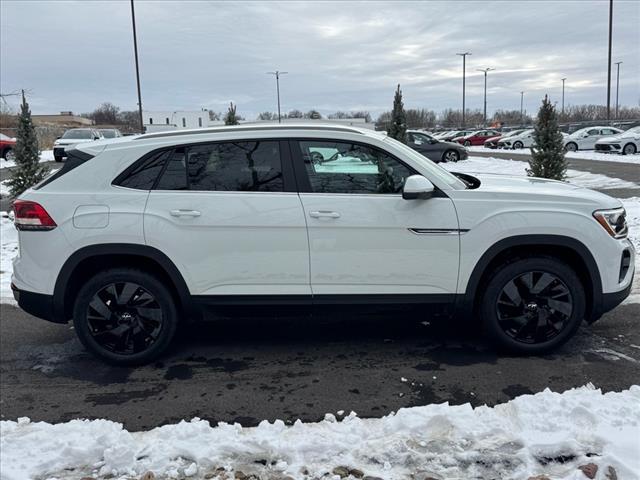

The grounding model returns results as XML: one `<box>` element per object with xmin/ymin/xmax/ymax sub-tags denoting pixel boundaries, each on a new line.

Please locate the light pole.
<box><xmin>614</xmin><ymin>61</ymin><xmax>622</xmax><ymax>119</ymax></box>
<box><xmin>456</xmin><ymin>52</ymin><xmax>471</xmax><ymax>127</ymax></box>
<box><xmin>477</xmin><ymin>67</ymin><xmax>494</xmax><ymax>126</ymax></box>
<box><xmin>606</xmin><ymin>0</ymin><xmax>613</xmax><ymax>122</ymax></box>
<box><xmin>520</xmin><ymin>91</ymin><xmax>525</xmax><ymax>125</ymax></box>
<box><xmin>130</xmin><ymin>0</ymin><xmax>144</xmax><ymax>133</ymax></box>
<box><xmin>266</xmin><ymin>71</ymin><xmax>288</xmax><ymax>123</ymax></box>
<box><xmin>561</xmin><ymin>78</ymin><xmax>566</xmax><ymax>115</ymax></box>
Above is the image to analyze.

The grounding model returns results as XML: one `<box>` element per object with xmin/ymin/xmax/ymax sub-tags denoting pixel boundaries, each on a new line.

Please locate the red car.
<box><xmin>453</xmin><ymin>129</ymin><xmax>500</xmax><ymax>146</ymax></box>
<box><xmin>0</xmin><ymin>133</ymin><xmax>16</xmax><ymax>161</ymax></box>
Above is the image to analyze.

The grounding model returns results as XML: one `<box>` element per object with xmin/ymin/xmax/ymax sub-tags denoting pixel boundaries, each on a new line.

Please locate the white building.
<box><xmin>143</xmin><ymin>110</ymin><xmax>221</xmax><ymax>132</ymax></box>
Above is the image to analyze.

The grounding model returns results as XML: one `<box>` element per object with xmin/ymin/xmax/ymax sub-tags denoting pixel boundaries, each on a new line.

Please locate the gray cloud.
<box><xmin>1</xmin><ymin>0</ymin><xmax>638</xmax><ymax>119</ymax></box>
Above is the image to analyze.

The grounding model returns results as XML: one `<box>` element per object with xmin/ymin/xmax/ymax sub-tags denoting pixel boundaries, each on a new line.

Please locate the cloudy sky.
<box><xmin>1</xmin><ymin>0</ymin><xmax>638</xmax><ymax>119</ymax></box>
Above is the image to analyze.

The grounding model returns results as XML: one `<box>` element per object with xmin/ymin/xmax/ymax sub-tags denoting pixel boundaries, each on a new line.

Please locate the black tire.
<box><xmin>73</xmin><ymin>268</ymin><xmax>178</xmax><ymax>365</ymax></box>
<box><xmin>622</xmin><ymin>143</ymin><xmax>637</xmax><ymax>155</ymax></box>
<box><xmin>565</xmin><ymin>142</ymin><xmax>578</xmax><ymax>152</ymax></box>
<box><xmin>54</xmin><ymin>155</ymin><xmax>63</xmax><ymax>162</ymax></box>
<box><xmin>480</xmin><ymin>256</ymin><xmax>585</xmax><ymax>354</ymax></box>
<box><xmin>442</xmin><ymin>150</ymin><xmax>460</xmax><ymax>163</ymax></box>
<box><xmin>464</xmin><ymin>140</ymin><xmax>471</xmax><ymax>147</ymax></box>
<box><xmin>513</xmin><ymin>141</ymin><xmax>524</xmax><ymax>149</ymax></box>
<box><xmin>4</xmin><ymin>148</ymin><xmax>15</xmax><ymax>162</ymax></box>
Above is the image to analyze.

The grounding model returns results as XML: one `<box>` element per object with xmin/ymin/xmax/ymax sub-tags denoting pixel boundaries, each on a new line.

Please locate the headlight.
<box><xmin>593</xmin><ymin>207</ymin><xmax>628</xmax><ymax>239</ymax></box>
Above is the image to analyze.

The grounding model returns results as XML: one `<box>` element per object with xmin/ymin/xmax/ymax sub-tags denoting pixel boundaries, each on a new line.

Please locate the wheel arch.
<box><xmin>53</xmin><ymin>244</ymin><xmax>196</xmax><ymax>322</ymax></box>
<box><xmin>458</xmin><ymin>235</ymin><xmax>603</xmax><ymax>323</ymax></box>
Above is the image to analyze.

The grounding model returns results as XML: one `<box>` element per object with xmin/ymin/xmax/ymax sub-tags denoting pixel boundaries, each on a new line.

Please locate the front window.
<box><xmin>99</xmin><ymin>130</ymin><xmax>116</xmax><ymax>138</ymax></box>
<box><xmin>61</xmin><ymin>129</ymin><xmax>92</xmax><ymax>139</ymax></box>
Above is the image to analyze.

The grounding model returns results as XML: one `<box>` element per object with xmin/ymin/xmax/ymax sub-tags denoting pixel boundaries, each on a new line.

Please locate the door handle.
<box><xmin>309</xmin><ymin>211</ymin><xmax>341</xmax><ymax>219</ymax></box>
<box><xmin>170</xmin><ymin>209</ymin><xmax>201</xmax><ymax>217</ymax></box>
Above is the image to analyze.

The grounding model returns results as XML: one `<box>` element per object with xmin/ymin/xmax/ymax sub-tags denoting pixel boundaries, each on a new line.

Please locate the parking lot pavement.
<box><xmin>1</xmin><ymin>302</ymin><xmax>638</xmax><ymax>431</ymax></box>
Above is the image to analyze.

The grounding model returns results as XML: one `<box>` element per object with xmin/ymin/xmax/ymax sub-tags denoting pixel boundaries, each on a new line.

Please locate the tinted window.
<box><xmin>299</xmin><ymin>141</ymin><xmax>415</xmax><ymax>194</ymax></box>
<box><xmin>156</xmin><ymin>148</ymin><xmax>188</xmax><ymax>190</ymax></box>
<box><xmin>62</xmin><ymin>129</ymin><xmax>92</xmax><ymax>139</ymax></box>
<box><xmin>118</xmin><ymin>150</ymin><xmax>171</xmax><ymax>190</ymax></box>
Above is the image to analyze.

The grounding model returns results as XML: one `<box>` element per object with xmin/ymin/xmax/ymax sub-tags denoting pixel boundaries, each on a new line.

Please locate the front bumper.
<box><xmin>595</xmin><ymin>143</ymin><xmax>621</xmax><ymax>153</ymax></box>
<box><xmin>11</xmin><ymin>283</ymin><xmax>63</xmax><ymax>323</ymax></box>
<box><xmin>459</xmin><ymin>149</ymin><xmax>469</xmax><ymax>160</ymax></box>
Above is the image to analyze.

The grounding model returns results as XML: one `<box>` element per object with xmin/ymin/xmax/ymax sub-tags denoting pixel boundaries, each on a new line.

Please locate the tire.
<box><xmin>464</xmin><ymin>140</ymin><xmax>471</xmax><ymax>147</ymax></box>
<box><xmin>622</xmin><ymin>143</ymin><xmax>637</xmax><ymax>155</ymax></box>
<box><xmin>565</xmin><ymin>142</ymin><xmax>578</xmax><ymax>152</ymax></box>
<box><xmin>54</xmin><ymin>155</ymin><xmax>63</xmax><ymax>162</ymax></box>
<box><xmin>480</xmin><ymin>256</ymin><xmax>585</xmax><ymax>354</ymax></box>
<box><xmin>442</xmin><ymin>150</ymin><xmax>460</xmax><ymax>163</ymax></box>
<box><xmin>512</xmin><ymin>141</ymin><xmax>524</xmax><ymax>149</ymax></box>
<box><xmin>4</xmin><ymin>148</ymin><xmax>15</xmax><ymax>162</ymax></box>
<box><xmin>73</xmin><ymin>268</ymin><xmax>178</xmax><ymax>365</ymax></box>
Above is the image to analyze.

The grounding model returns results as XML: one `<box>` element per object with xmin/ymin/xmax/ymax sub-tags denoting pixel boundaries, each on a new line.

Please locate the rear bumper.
<box><xmin>11</xmin><ymin>283</ymin><xmax>64</xmax><ymax>324</ymax></box>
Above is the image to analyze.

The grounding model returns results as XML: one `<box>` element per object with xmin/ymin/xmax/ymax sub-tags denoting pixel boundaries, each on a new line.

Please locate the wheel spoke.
<box><xmin>502</xmin><ymin>280</ymin><xmax>523</xmax><ymax>306</ymax></box>
<box><xmin>531</xmin><ymin>273</ymin><xmax>555</xmax><ymax>294</ymax></box>
<box><xmin>117</xmin><ymin>282</ymin><xmax>140</xmax><ymax>306</ymax></box>
<box><xmin>547</xmin><ymin>298</ymin><xmax>572</xmax><ymax>316</ymax></box>
<box><xmin>89</xmin><ymin>297</ymin><xmax>113</xmax><ymax>320</ymax></box>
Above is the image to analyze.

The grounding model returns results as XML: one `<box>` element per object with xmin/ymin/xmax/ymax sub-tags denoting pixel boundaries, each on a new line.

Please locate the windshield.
<box><xmin>62</xmin><ymin>129</ymin><xmax>93</xmax><ymax>139</ymax></box>
<box><xmin>383</xmin><ymin>136</ymin><xmax>467</xmax><ymax>190</ymax></box>
<box><xmin>503</xmin><ymin>130</ymin><xmax>522</xmax><ymax>137</ymax></box>
<box><xmin>624</xmin><ymin>126</ymin><xmax>640</xmax><ymax>135</ymax></box>
<box><xmin>99</xmin><ymin>129</ymin><xmax>117</xmax><ymax>138</ymax></box>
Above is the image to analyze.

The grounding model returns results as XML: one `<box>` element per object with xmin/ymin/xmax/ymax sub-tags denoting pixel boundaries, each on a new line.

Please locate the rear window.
<box><xmin>117</xmin><ymin>150</ymin><xmax>171</xmax><ymax>190</ymax></box>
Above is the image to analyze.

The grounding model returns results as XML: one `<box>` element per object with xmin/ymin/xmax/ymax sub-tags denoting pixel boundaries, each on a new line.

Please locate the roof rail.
<box><xmin>136</xmin><ymin>124</ymin><xmax>366</xmax><ymax>140</ymax></box>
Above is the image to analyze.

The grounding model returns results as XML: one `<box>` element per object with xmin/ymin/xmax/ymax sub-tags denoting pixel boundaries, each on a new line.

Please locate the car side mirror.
<box><xmin>94</xmin><ymin>136</ymin><xmax>100</xmax><ymax>140</ymax></box>
<box><xmin>402</xmin><ymin>175</ymin><xmax>434</xmax><ymax>200</ymax></box>
<box><xmin>413</xmin><ymin>139</ymin><xmax>423</xmax><ymax>146</ymax></box>
<box><xmin>56</xmin><ymin>136</ymin><xmax>61</xmax><ymax>140</ymax></box>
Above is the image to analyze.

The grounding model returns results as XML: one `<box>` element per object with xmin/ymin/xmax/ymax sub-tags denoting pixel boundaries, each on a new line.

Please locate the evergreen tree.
<box><xmin>224</xmin><ymin>102</ymin><xmax>239</xmax><ymax>125</ymax></box>
<box><xmin>6</xmin><ymin>91</ymin><xmax>49</xmax><ymax>198</ymax></box>
<box><xmin>527</xmin><ymin>95</ymin><xmax>567</xmax><ymax>181</ymax></box>
<box><xmin>387</xmin><ymin>84</ymin><xmax>407</xmax><ymax>143</ymax></box>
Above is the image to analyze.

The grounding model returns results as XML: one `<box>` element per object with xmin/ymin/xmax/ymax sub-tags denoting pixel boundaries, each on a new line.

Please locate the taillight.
<box><xmin>12</xmin><ymin>200</ymin><xmax>57</xmax><ymax>231</ymax></box>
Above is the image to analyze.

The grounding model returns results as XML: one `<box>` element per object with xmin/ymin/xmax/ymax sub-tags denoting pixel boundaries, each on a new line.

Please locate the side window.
<box><xmin>298</xmin><ymin>141</ymin><xmax>416</xmax><ymax>194</ymax></box>
<box><xmin>587</xmin><ymin>129</ymin><xmax>599</xmax><ymax>136</ymax></box>
<box><xmin>156</xmin><ymin>148</ymin><xmax>188</xmax><ymax>190</ymax></box>
<box><xmin>601</xmin><ymin>128</ymin><xmax>615</xmax><ymax>135</ymax></box>
<box><xmin>187</xmin><ymin>141</ymin><xmax>283</xmax><ymax>192</ymax></box>
<box><xmin>117</xmin><ymin>150</ymin><xmax>171</xmax><ymax>190</ymax></box>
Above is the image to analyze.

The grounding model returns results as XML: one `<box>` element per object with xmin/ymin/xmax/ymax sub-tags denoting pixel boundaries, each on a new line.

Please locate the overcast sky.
<box><xmin>1</xmin><ymin>0</ymin><xmax>639</xmax><ymax>119</ymax></box>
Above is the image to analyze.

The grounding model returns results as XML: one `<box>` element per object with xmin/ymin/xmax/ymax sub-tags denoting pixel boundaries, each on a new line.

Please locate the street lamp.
<box><xmin>456</xmin><ymin>52</ymin><xmax>471</xmax><ymax>127</ymax></box>
<box><xmin>477</xmin><ymin>67</ymin><xmax>494</xmax><ymax>126</ymax></box>
<box><xmin>266</xmin><ymin>70</ymin><xmax>288</xmax><ymax>123</ymax></box>
<box><xmin>520</xmin><ymin>91</ymin><xmax>525</xmax><ymax>125</ymax></box>
<box><xmin>130</xmin><ymin>0</ymin><xmax>144</xmax><ymax>133</ymax></box>
<box><xmin>606</xmin><ymin>0</ymin><xmax>613</xmax><ymax>122</ymax></box>
<box><xmin>561</xmin><ymin>78</ymin><xmax>567</xmax><ymax>115</ymax></box>
<box><xmin>614</xmin><ymin>61</ymin><xmax>622</xmax><ymax>119</ymax></box>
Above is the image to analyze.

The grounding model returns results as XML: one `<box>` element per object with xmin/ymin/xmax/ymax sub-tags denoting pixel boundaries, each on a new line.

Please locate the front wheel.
<box><xmin>73</xmin><ymin>268</ymin><xmax>178</xmax><ymax>365</ymax></box>
<box><xmin>54</xmin><ymin>155</ymin><xmax>63</xmax><ymax>162</ymax></box>
<box><xmin>565</xmin><ymin>142</ymin><xmax>578</xmax><ymax>152</ymax></box>
<box><xmin>480</xmin><ymin>256</ymin><xmax>585</xmax><ymax>354</ymax></box>
<box><xmin>622</xmin><ymin>143</ymin><xmax>637</xmax><ymax>155</ymax></box>
<box><xmin>442</xmin><ymin>150</ymin><xmax>460</xmax><ymax>163</ymax></box>
<box><xmin>4</xmin><ymin>148</ymin><xmax>15</xmax><ymax>162</ymax></box>
<box><xmin>512</xmin><ymin>141</ymin><xmax>524</xmax><ymax>149</ymax></box>
<box><xmin>464</xmin><ymin>140</ymin><xmax>471</xmax><ymax>147</ymax></box>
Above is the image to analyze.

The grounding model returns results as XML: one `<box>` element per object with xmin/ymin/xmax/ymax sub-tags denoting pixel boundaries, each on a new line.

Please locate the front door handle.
<box><xmin>309</xmin><ymin>211</ymin><xmax>341</xmax><ymax>219</ymax></box>
<box><xmin>170</xmin><ymin>209</ymin><xmax>201</xmax><ymax>217</ymax></box>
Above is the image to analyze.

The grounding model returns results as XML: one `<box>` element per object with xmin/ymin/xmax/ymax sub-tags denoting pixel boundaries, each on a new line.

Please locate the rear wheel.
<box><xmin>464</xmin><ymin>140</ymin><xmax>471</xmax><ymax>147</ymax></box>
<box><xmin>480</xmin><ymin>256</ymin><xmax>585</xmax><ymax>354</ymax></box>
<box><xmin>73</xmin><ymin>268</ymin><xmax>178</xmax><ymax>365</ymax></box>
<box><xmin>443</xmin><ymin>150</ymin><xmax>460</xmax><ymax>163</ymax></box>
<box><xmin>565</xmin><ymin>142</ymin><xmax>578</xmax><ymax>152</ymax></box>
<box><xmin>4</xmin><ymin>148</ymin><xmax>15</xmax><ymax>162</ymax></box>
<box><xmin>513</xmin><ymin>141</ymin><xmax>524</xmax><ymax>149</ymax></box>
<box><xmin>622</xmin><ymin>143</ymin><xmax>637</xmax><ymax>155</ymax></box>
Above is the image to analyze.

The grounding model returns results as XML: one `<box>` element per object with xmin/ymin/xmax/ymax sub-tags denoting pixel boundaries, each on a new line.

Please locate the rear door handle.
<box><xmin>170</xmin><ymin>209</ymin><xmax>201</xmax><ymax>217</ymax></box>
<box><xmin>309</xmin><ymin>211</ymin><xmax>341</xmax><ymax>219</ymax></box>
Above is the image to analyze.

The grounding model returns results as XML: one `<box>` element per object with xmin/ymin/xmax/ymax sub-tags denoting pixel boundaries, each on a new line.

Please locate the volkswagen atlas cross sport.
<box><xmin>11</xmin><ymin>124</ymin><xmax>635</xmax><ymax>365</ymax></box>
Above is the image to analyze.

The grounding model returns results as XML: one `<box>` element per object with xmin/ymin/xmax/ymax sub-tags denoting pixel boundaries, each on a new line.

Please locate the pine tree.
<box><xmin>527</xmin><ymin>95</ymin><xmax>567</xmax><ymax>181</ymax></box>
<box><xmin>387</xmin><ymin>84</ymin><xmax>407</xmax><ymax>143</ymax></box>
<box><xmin>6</xmin><ymin>91</ymin><xmax>49</xmax><ymax>198</ymax></box>
<box><xmin>224</xmin><ymin>102</ymin><xmax>239</xmax><ymax>125</ymax></box>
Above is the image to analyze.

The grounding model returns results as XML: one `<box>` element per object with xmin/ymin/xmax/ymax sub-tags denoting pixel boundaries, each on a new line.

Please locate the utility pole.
<box><xmin>267</xmin><ymin>71</ymin><xmax>288</xmax><ymax>123</ymax></box>
<box><xmin>606</xmin><ymin>0</ymin><xmax>613</xmax><ymax>122</ymax></box>
<box><xmin>561</xmin><ymin>78</ymin><xmax>566</xmax><ymax>115</ymax></box>
<box><xmin>130</xmin><ymin>0</ymin><xmax>144</xmax><ymax>133</ymax></box>
<box><xmin>477</xmin><ymin>68</ymin><xmax>494</xmax><ymax>126</ymax></box>
<box><xmin>456</xmin><ymin>52</ymin><xmax>471</xmax><ymax>127</ymax></box>
<box><xmin>520</xmin><ymin>91</ymin><xmax>525</xmax><ymax>125</ymax></box>
<box><xmin>614</xmin><ymin>61</ymin><xmax>622</xmax><ymax>119</ymax></box>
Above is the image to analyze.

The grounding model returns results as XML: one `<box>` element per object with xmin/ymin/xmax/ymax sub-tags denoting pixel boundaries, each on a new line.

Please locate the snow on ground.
<box><xmin>466</xmin><ymin>145</ymin><xmax>640</xmax><ymax>164</ymax></box>
<box><xmin>1</xmin><ymin>385</ymin><xmax>638</xmax><ymax>480</ymax></box>
<box><xmin>444</xmin><ymin>155</ymin><xmax>639</xmax><ymax>190</ymax></box>
<box><xmin>0</xmin><ymin>149</ymin><xmax>53</xmax><ymax>169</ymax></box>
<box><xmin>622</xmin><ymin>197</ymin><xmax>640</xmax><ymax>303</ymax></box>
<box><xmin>1</xmin><ymin>212</ymin><xmax>17</xmax><ymax>305</ymax></box>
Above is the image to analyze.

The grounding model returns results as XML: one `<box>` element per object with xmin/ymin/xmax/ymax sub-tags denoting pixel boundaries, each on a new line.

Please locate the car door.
<box><xmin>143</xmin><ymin>140</ymin><xmax>311</xmax><ymax>297</ymax></box>
<box><xmin>292</xmin><ymin>139</ymin><xmax>460</xmax><ymax>298</ymax></box>
<box><xmin>407</xmin><ymin>132</ymin><xmax>442</xmax><ymax>161</ymax></box>
<box><xmin>580</xmin><ymin>128</ymin><xmax>601</xmax><ymax>149</ymax></box>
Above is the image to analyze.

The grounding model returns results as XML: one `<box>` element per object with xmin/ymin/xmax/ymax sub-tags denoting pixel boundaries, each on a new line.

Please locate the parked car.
<box><xmin>407</xmin><ymin>129</ymin><xmax>468</xmax><ymax>163</ymax></box>
<box><xmin>98</xmin><ymin>128</ymin><xmax>123</xmax><ymax>139</ymax></box>
<box><xmin>498</xmin><ymin>129</ymin><xmax>535</xmax><ymax>149</ymax></box>
<box><xmin>439</xmin><ymin>130</ymin><xmax>475</xmax><ymax>142</ymax></box>
<box><xmin>564</xmin><ymin>126</ymin><xmax>623</xmax><ymax>152</ymax></box>
<box><xmin>11</xmin><ymin>124</ymin><xmax>634</xmax><ymax>364</ymax></box>
<box><xmin>483</xmin><ymin>130</ymin><xmax>525</xmax><ymax>149</ymax></box>
<box><xmin>53</xmin><ymin>128</ymin><xmax>103</xmax><ymax>162</ymax></box>
<box><xmin>453</xmin><ymin>130</ymin><xmax>500</xmax><ymax>147</ymax></box>
<box><xmin>0</xmin><ymin>133</ymin><xmax>16</xmax><ymax>161</ymax></box>
<box><xmin>595</xmin><ymin>126</ymin><xmax>640</xmax><ymax>155</ymax></box>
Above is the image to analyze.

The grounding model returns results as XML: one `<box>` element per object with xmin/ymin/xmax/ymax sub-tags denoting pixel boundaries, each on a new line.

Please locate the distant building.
<box><xmin>32</xmin><ymin>112</ymin><xmax>93</xmax><ymax>127</ymax></box>
<box><xmin>144</xmin><ymin>110</ymin><xmax>219</xmax><ymax>132</ymax></box>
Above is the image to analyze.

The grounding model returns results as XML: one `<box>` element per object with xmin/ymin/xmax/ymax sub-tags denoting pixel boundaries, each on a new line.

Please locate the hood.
<box><xmin>54</xmin><ymin>138</ymin><xmax>96</xmax><ymax>146</ymax></box>
<box><xmin>462</xmin><ymin>173</ymin><xmax>621</xmax><ymax>208</ymax></box>
<box><xmin>439</xmin><ymin>140</ymin><xmax>465</xmax><ymax>149</ymax></box>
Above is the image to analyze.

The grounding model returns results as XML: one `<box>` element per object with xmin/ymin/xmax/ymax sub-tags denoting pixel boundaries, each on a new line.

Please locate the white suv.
<box><xmin>10</xmin><ymin>125</ymin><xmax>635</xmax><ymax>364</ymax></box>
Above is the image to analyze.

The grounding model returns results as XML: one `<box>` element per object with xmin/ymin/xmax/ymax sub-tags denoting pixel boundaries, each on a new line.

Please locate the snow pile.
<box><xmin>0</xmin><ymin>149</ymin><xmax>53</xmax><ymax>169</ymax></box>
<box><xmin>622</xmin><ymin>197</ymin><xmax>640</xmax><ymax>303</ymax></box>
<box><xmin>466</xmin><ymin>146</ymin><xmax>640</xmax><ymax>164</ymax></box>
<box><xmin>1</xmin><ymin>212</ymin><xmax>17</xmax><ymax>304</ymax></box>
<box><xmin>443</xmin><ymin>156</ymin><xmax>638</xmax><ymax>190</ymax></box>
<box><xmin>1</xmin><ymin>386</ymin><xmax>638</xmax><ymax>480</ymax></box>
